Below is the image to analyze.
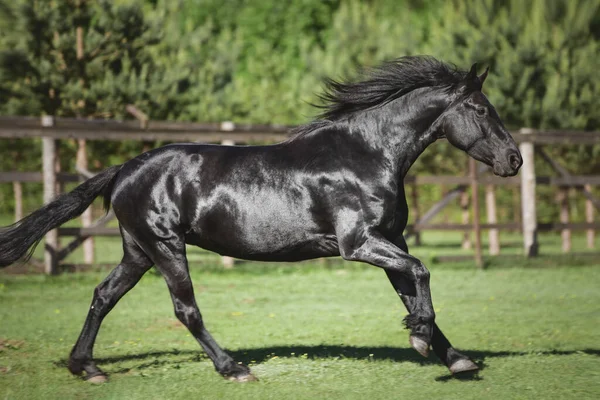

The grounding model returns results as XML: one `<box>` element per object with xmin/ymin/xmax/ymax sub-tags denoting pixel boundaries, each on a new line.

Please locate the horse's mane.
<box><xmin>319</xmin><ymin>55</ymin><xmax>466</xmax><ymax>120</ymax></box>
<box><xmin>289</xmin><ymin>55</ymin><xmax>467</xmax><ymax>138</ymax></box>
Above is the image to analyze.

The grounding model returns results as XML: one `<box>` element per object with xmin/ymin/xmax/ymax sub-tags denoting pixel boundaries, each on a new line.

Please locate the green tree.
<box><xmin>422</xmin><ymin>0</ymin><xmax>600</xmax><ymax>220</ymax></box>
<box><xmin>0</xmin><ymin>0</ymin><xmax>166</xmax><ymax>118</ymax></box>
<box><xmin>0</xmin><ymin>0</ymin><xmax>165</xmax><ymax>213</ymax></box>
<box><xmin>424</xmin><ymin>0</ymin><xmax>600</xmax><ymax>132</ymax></box>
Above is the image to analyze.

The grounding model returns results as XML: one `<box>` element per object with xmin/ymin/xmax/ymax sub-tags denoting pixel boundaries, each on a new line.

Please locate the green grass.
<box><xmin>1</xmin><ymin>259</ymin><xmax>599</xmax><ymax>399</ymax></box>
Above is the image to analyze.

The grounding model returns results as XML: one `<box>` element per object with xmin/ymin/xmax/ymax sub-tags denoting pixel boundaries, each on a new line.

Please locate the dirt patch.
<box><xmin>0</xmin><ymin>260</ymin><xmax>116</xmax><ymax>275</ymax></box>
<box><xmin>143</xmin><ymin>318</ymin><xmax>185</xmax><ymax>332</ymax></box>
<box><xmin>0</xmin><ymin>260</ymin><xmax>45</xmax><ymax>275</ymax></box>
<box><xmin>0</xmin><ymin>338</ymin><xmax>25</xmax><ymax>351</ymax></box>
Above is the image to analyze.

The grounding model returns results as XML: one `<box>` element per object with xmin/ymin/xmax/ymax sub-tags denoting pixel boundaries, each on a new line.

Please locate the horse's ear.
<box><xmin>466</xmin><ymin>63</ymin><xmax>478</xmax><ymax>81</ymax></box>
<box><xmin>478</xmin><ymin>67</ymin><xmax>489</xmax><ymax>86</ymax></box>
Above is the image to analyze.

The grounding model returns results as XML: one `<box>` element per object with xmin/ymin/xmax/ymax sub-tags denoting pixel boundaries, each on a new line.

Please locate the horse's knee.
<box><xmin>88</xmin><ymin>285</ymin><xmax>110</xmax><ymax>313</ymax></box>
<box><xmin>92</xmin><ymin>277</ymin><xmax>124</xmax><ymax>311</ymax></box>
<box><xmin>413</xmin><ymin>262</ymin><xmax>430</xmax><ymax>282</ymax></box>
<box><xmin>90</xmin><ymin>266</ymin><xmax>142</xmax><ymax>314</ymax></box>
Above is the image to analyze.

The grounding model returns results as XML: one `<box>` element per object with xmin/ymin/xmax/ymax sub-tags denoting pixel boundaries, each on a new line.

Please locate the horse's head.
<box><xmin>440</xmin><ymin>64</ymin><xmax>522</xmax><ymax>177</ymax></box>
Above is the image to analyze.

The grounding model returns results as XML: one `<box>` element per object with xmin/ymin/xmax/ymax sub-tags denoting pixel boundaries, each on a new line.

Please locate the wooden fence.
<box><xmin>1</xmin><ymin>115</ymin><xmax>599</xmax><ymax>273</ymax></box>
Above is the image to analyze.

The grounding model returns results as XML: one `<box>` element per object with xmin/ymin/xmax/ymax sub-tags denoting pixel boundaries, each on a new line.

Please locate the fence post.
<box><xmin>557</xmin><ymin>187</ymin><xmax>571</xmax><ymax>253</ymax></box>
<box><xmin>13</xmin><ymin>181</ymin><xmax>22</xmax><ymax>222</ymax></box>
<box><xmin>220</xmin><ymin>121</ymin><xmax>236</xmax><ymax>269</ymax></box>
<box><xmin>77</xmin><ymin>139</ymin><xmax>94</xmax><ymax>264</ymax></box>
<box><xmin>42</xmin><ymin>115</ymin><xmax>58</xmax><ymax>274</ymax></box>
<box><xmin>410</xmin><ymin>182</ymin><xmax>422</xmax><ymax>246</ymax></box>
<box><xmin>585</xmin><ymin>183</ymin><xmax>595</xmax><ymax>249</ymax></box>
<box><xmin>470</xmin><ymin>158</ymin><xmax>483</xmax><ymax>268</ymax></box>
<box><xmin>519</xmin><ymin>128</ymin><xmax>538</xmax><ymax>257</ymax></box>
<box><xmin>460</xmin><ymin>190</ymin><xmax>471</xmax><ymax>249</ymax></box>
<box><xmin>512</xmin><ymin>186</ymin><xmax>521</xmax><ymax>232</ymax></box>
<box><xmin>485</xmin><ymin>184</ymin><xmax>500</xmax><ymax>255</ymax></box>
<box><xmin>440</xmin><ymin>184</ymin><xmax>449</xmax><ymax>223</ymax></box>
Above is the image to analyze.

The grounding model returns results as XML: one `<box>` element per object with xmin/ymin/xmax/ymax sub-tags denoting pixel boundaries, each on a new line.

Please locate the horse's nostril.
<box><xmin>508</xmin><ymin>153</ymin><xmax>522</xmax><ymax>170</ymax></box>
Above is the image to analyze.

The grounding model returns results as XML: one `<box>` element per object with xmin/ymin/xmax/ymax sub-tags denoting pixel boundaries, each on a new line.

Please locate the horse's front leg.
<box><xmin>385</xmin><ymin>269</ymin><xmax>479</xmax><ymax>374</ymax></box>
<box><xmin>384</xmin><ymin>235</ymin><xmax>479</xmax><ymax>373</ymax></box>
<box><xmin>339</xmin><ymin>230</ymin><xmax>435</xmax><ymax>356</ymax></box>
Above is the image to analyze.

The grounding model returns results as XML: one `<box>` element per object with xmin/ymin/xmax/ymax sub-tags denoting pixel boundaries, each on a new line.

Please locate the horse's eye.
<box><xmin>476</xmin><ymin>107</ymin><xmax>486</xmax><ymax>117</ymax></box>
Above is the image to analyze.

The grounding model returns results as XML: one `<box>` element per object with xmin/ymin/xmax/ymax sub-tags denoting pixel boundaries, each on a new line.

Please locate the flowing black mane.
<box><xmin>315</xmin><ymin>56</ymin><xmax>466</xmax><ymax>121</ymax></box>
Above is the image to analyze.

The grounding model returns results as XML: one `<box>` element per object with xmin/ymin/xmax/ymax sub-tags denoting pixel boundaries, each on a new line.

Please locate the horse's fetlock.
<box><xmin>219</xmin><ymin>360</ymin><xmax>249</xmax><ymax>377</ymax></box>
<box><xmin>402</xmin><ymin>313</ymin><xmax>421</xmax><ymax>330</ymax></box>
<box><xmin>68</xmin><ymin>357</ymin><xmax>88</xmax><ymax>375</ymax></box>
<box><xmin>403</xmin><ymin>313</ymin><xmax>434</xmax><ymax>331</ymax></box>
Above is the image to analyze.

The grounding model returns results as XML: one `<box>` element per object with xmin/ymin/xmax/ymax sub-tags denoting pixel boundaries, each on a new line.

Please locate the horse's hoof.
<box><xmin>409</xmin><ymin>335</ymin><xmax>430</xmax><ymax>357</ymax></box>
<box><xmin>86</xmin><ymin>374</ymin><xmax>108</xmax><ymax>384</ymax></box>
<box><xmin>226</xmin><ymin>373</ymin><xmax>258</xmax><ymax>383</ymax></box>
<box><xmin>449</xmin><ymin>358</ymin><xmax>479</xmax><ymax>375</ymax></box>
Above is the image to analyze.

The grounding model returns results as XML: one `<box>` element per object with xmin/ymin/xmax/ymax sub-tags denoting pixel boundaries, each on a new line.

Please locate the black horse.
<box><xmin>0</xmin><ymin>56</ymin><xmax>522</xmax><ymax>383</ymax></box>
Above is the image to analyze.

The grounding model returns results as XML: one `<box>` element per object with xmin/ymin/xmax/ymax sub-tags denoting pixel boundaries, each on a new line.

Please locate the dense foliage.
<box><xmin>0</xmin><ymin>0</ymin><xmax>598</xmax><ymax>220</ymax></box>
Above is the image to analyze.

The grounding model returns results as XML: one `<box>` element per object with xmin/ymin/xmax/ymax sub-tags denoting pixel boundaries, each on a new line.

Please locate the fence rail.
<box><xmin>2</xmin><ymin>116</ymin><xmax>600</xmax><ymax>144</ymax></box>
<box><xmin>1</xmin><ymin>115</ymin><xmax>599</xmax><ymax>273</ymax></box>
<box><xmin>55</xmin><ymin>222</ymin><xmax>600</xmax><ymax>237</ymax></box>
<box><xmin>4</xmin><ymin>172</ymin><xmax>599</xmax><ymax>187</ymax></box>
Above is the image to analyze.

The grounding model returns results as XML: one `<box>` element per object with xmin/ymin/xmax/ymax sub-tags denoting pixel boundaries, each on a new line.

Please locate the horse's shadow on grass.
<box><xmin>57</xmin><ymin>346</ymin><xmax>600</xmax><ymax>382</ymax></box>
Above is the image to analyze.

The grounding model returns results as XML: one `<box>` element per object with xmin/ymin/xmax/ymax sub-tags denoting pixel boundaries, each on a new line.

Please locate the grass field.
<box><xmin>1</xmin><ymin>240</ymin><xmax>599</xmax><ymax>400</ymax></box>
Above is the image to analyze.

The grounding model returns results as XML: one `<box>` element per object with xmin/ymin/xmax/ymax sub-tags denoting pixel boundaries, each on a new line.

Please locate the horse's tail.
<box><xmin>0</xmin><ymin>165</ymin><xmax>122</xmax><ymax>268</ymax></box>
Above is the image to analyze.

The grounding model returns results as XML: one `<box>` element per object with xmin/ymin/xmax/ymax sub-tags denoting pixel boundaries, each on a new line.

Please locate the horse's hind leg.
<box><xmin>147</xmin><ymin>236</ymin><xmax>257</xmax><ymax>382</ymax></box>
<box><xmin>68</xmin><ymin>229</ymin><xmax>153</xmax><ymax>382</ymax></box>
<box><xmin>385</xmin><ymin>269</ymin><xmax>479</xmax><ymax>374</ymax></box>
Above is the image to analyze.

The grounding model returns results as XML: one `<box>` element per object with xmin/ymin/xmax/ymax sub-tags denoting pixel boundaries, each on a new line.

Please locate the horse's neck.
<box><xmin>346</xmin><ymin>87</ymin><xmax>450</xmax><ymax>178</ymax></box>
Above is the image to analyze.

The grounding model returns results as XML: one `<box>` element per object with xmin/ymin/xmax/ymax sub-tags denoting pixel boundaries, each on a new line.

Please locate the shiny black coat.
<box><xmin>112</xmin><ymin>132</ymin><xmax>404</xmax><ymax>262</ymax></box>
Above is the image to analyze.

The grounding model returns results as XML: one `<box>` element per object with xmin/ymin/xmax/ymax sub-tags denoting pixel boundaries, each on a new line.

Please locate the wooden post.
<box><xmin>460</xmin><ymin>191</ymin><xmax>471</xmax><ymax>249</ymax></box>
<box><xmin>440</xmin><ymin>184</ymin><xmax>449</xmax><ymax>223</ymax></box>
<box><xmin>410</xmin><ymin>182</ymin><xmax>422</xmax><ymax>246</ymax></box>
<box><xmin>519</xmin><ymin>128</ymin><xmax>538</xmax><ymax>257</ymax></box>
<box><xmin>461</xmin><ymin>157</ymin><xmax>471</xmax><ymax>249</ymax></box>
<box><xmin>220</xmin><ymin>122</ymin><xmax>236</xmax><ymax>269</ymax></box>
<box><xmin>485</xmin><ymin>184</ymin><xmax>500</xmax><ymax>255</ymax></box>
<box><xmin>585</xmin><ymin>183</ymin><xmax>595</xmax><ymax>249</ymax></box>
<box><xmin>77</xmin><ymin>139</ymin><xmax>94</xmax><ymax>264</ymax></box>
<box><xmin>12</xmin><ymin>151</ymin><xmax>23</xmax><ymax>222</ymax></box>
<box><xmin>75</xmin><ymin>15</ymin><xmax>94</xmax><ymax>263</ymax></box>
<box><xmin>42</xmin><ymin>116</ymin><xmax>58</xmax><ymax>275</ymax></box>
<box><xmin>126</xmin><ymin>104</ymin><xmax>149</xmax><ymax>129</ymax></box>
<box><xmin>55</xmin><ymin>145</ymin><xmax>63</xmax><ymax>195</ymax></box>
<box><xmin>470</xmin><ymin>158</ymin><xmax>483</xmax><ymax>268</ymax></box>
<box><xmin>557</xmin><ymin>187</ymin><xmax>571</xmax><ymax>253</ymax></box>
<box><xmin>13</xmin><ymin>181</ymin><xmax>23</xmax><ymax>222</ymax></box>
<box><xmin>512</xmin><ymin>186</ymin><xmax>521</xmax><ymax>232</ymax></box>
